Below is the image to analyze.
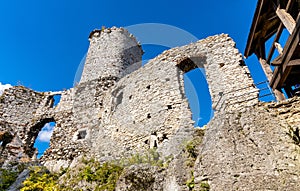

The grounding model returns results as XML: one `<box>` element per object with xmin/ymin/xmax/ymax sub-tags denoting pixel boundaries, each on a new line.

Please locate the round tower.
<box><xmin>79</xmin><ymin>27</ymin><xmax>143</xmax><ymax>84</ymax></box>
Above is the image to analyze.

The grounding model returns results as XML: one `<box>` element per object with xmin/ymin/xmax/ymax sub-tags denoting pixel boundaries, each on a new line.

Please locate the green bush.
<box><xmin>77</xmin><ymin>161</ymin><xmax>123</xmax><ymax>191</ymax></box>
<box><xmin>120</xmin><ymin>148</ymin><xmax>164</xmax><ymax>167</ymax></box>
<box><xmin>0</xmin><ymin>168</ymin><xmax>18</xmax><ymax>191</ymax></box>
<box><xmin>20</xmin><ymin>166</ymin><xmax>60</xmax><ymax>191</ymax></box>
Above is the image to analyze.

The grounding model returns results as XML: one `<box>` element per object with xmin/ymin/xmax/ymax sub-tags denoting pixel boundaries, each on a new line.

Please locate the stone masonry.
<box><xmin>0</xmin><ymin>27</ymin><xmax>259</xmax><ymax>174</ymax></box>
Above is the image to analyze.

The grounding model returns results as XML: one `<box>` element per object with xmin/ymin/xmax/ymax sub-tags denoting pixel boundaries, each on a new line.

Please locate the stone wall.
<box><xmin>154</xmin><ymin>34</ymin><xmax>259</xmax><ymax>112</ymax></box>
<box><xmin>194</xmin><ymin>97</ymin><xmax>300</xmax><ymax>191</ymax></box>
<box><xmin>0</xmin><ymin>86</ymin><xmax>53</xmax><ymax>165</ymax></box>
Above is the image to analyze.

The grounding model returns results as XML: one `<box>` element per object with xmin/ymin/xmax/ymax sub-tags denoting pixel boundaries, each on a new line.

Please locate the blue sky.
<box><xmin>0</xmin><ymin>0</ymin><xmax>260</xmax><ymax>91</ymax></box>
<box><xmin>0</xmin><ymin>1</ymin><xmax>271</xmax><ymax>156</ymax></box>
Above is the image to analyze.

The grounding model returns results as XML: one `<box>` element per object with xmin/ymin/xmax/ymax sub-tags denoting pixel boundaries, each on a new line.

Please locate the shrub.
<box><xmin>20</xmin><ymin>166</ymin><xmax>60</xmax><ymax>191</ymax></box>
<box><xmin>0</xmin><ymin>168</ymin><xmax>18</xmax><ymax>190</ymax></box>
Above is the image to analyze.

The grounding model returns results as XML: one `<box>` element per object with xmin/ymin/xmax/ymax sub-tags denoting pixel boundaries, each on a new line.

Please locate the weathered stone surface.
<box><xmin>194</xmin><ymin>98</ymin><xmax>300</xmax><ymax>191</ymax></box>
<box><xmin>80</xmin><ymin>27</ymin><xmax>143</xmax><ymax>83</ymax></box>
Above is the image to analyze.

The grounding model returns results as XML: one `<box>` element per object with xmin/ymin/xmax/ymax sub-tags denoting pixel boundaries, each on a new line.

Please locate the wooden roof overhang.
<box><xmin>245</xmin><ymin>0</ymin><xmax>300</xmax><ymax>91</ymax></box>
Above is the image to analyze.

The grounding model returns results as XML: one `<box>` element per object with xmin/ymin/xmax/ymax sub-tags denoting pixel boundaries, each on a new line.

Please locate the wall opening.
<box><xmin>0</xmin><ymin>131</ymin><xmax>14</xmax><ymax>150</ymax></box>
<box><xmin>177</xmin><ymin>57</ymin><xmax>213</xmax><ymax>127</ymax></box>
<box><xmin>33</xmin><ymin>121</ymin><xmax>56</xmax><ymax>159</ymax></box>
<box><xmin>52</xmin><ymin>95</ymin><xmax>61</xmax><ymax>107</ymax></box>
<box><xmin>73</xmin><ymin>128</ymin><xmax>89</xmax><ymax>141</ymax></box>
<box><xmin>77</xmin><ymin>129</ymin><xmax>87</xmax><ymax>140</ymax></box>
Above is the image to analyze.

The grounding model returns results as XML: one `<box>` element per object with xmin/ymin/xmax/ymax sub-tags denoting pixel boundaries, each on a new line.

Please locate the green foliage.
<box><xmin>20</xmin><ymin>149</ymin><xmax>172</xmax><ymax>191</ymax></box>
<box><xmin>20</xmin><ymin>166</ymin><xmax>60</xmax><ymax>191</ymax></box>
<box><xmin>0</xmin><ymin>168</ymin><xmax>18</xmax><ymax>191</ymax></box>
<box><xmin>199</xmin><ymin>181</ymin><xmax>210</xmax><ymax>191</ymax></box>
<box><xmin>185</xmin><ymin>140</ymin><xmax>199</xmax><ymax>159</ymax></box>
<box><xmin>78</xmin><ymin>161</ymin><xmax>123</xmax><ymax>186</ymax></box>
<box><xmin>60</xmin><ymin>159</ymin><xmax>123</xmax><ymax>191</ymax></box>
<box><xmin>186</xmin><ymin>170</ymin><xmax>195</xmax><ymax>190</ymax></box>
<box><xmin>120</xmin><ymin>148</ymin><xmax>165</xmax><ymax>168</ymax></box>
<box><xmin>184</xmin><ymin>129</ymin><xmax>204</xmax><ymax>167</ymax></box>
<box><xmin>185</xmin><ymin>129</ymin><xmax>204</xmax><ymax>159</ymax></box>
<box><xmin>0</xmin><ymin>162</ymin><xmax>27</xmax><ymax>191</ymax></box>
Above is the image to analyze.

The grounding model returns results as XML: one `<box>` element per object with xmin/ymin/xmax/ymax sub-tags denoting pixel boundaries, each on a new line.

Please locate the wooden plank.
<box><xmin>288</xmin><ymin>59</ymin><xmax>300</xmax><ymax>66</ymax></box>
<box><xmin>270</xmin><ymin>13</ymin><xmax>300</xmax><ymax>89</ymax></box>
<box><xmin>259</xmin><ymin>58</ymin><xmax>273</xmax><ymax>81</ymax></box>
<box><xmin>276</xmin><ymin>8</ymin><xmax>296</xmax><ymax>34</ymax></box>
<box><xmin>259</xmin><ymin>57</ymin><xmax>286</xmax><ymax>101</ymax></box>
<box><xmin>271</xmin><ymin>55</ymin><xmax>282</xmax><ymax>66</ymax></box>
<box><xmin>274</xmin><ymin>89</ymin><xmax>286</xmax><ymax>101</ymax></box>
<box><xmin>266</xmin><ymin>0</ymin><xmax>293</xmax><ymax>63</ymax></box>
<box><xmin>267</xmin><ymin>23</ymin><xmax>284</xmax><ymax>63</ymax></box>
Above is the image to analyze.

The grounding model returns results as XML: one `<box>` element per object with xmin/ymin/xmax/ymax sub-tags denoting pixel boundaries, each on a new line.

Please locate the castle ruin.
<box><xmin>0</xmin><ymin>27</ymin><xmax>258</xmax><ymax>171</ymax></box>
<box><xmin>13</xmin><ymin>26</ymin><xmax>300</xmax><ymax>191</ymax></box>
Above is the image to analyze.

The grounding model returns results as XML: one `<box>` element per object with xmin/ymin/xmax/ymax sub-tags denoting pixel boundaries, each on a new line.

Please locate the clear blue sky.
<box><xmin>0</xmin><ymin>1</ymin><xmax>271</xmax><ymax>156</ymax></box>
<box><xmin>0</xmin><ymin>0</ymin><xmax>260</xmax><ymax>91</ymax></box>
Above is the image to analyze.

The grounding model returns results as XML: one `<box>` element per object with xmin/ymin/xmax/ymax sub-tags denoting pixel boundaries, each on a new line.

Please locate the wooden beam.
<box><xmin>266</xmin><ymin>0</ymin><xmax>293</xmax><ymax>63</ymax></box>
<box><xmin>274</xmin><ymin>89</ymin><xmax>286</xmax><ymax>101</ymax></box>
<box><xmin>267</xmin><ymin>23</ymin><xmax>284</xmax><ymax>63</ymax></box>
<box><xmin>270</xmin><ymin>13</ymin><xmax>300</xmax><ymax>89</ymax></box>
<box><xmin>288</xmin><ymin>59</ymin><xmax>300</xmax><ymax>66</ymax></box>
<box><xmin>259</xmin><ymin>57</ymin><xmax>285</xmax><ymax>101</ymax></box>
<box><xmin>271</xmin><ymin>55</ymin><xmax>282</xmax><ymax>66</ymax></box>
<box><xmin>259</xmin><ymin>58</ymin><xmax>273</xmax><ymax>81</ymax></box>
<box><xmin>276</xmin><ymin>8</ymin><xmax>296</xmax><ymax>34</ymax></box>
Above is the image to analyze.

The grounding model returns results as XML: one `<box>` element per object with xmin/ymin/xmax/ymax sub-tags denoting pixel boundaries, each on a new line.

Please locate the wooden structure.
<box><xmin>245</xmin><ymin>0</ymin><xmax>300</xmax><ymax>100</ymax></box>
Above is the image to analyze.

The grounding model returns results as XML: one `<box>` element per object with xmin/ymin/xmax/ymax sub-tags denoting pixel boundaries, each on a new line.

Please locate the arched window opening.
<box><xmin>33</xmin><ymin>121</ymin><xmax>56</xmax><ymax>159</ymax></box>
<box><xmin>184</xmin><ymin>68</ymin><xmax>213</xmax><ymax>127</ymax></box>
<box><xmin>176</xmin><ymin>57</ymin><xmax>213</xmax><ymax>127</ymax></box>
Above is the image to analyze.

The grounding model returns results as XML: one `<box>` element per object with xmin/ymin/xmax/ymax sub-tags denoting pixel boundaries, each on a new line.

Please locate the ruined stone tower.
<box><xmin>79</xmin><ymin>27</ymin><xmax>143</xmax><ymax>83</ymax></box>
